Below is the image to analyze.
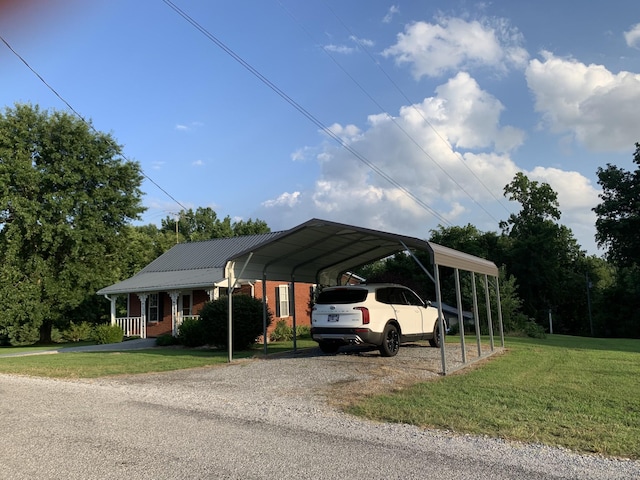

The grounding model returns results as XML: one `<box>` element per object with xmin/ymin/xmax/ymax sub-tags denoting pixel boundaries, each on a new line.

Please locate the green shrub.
<box><xmin>3</xmin><ymin>324</ymin><xmax>40</xmax><ymax>346</ymax></box>
<box><xmin>93</xmin><ymin>324</ymin><xmax>124</xmax><ymax>344</ymax></box>
<box><xmin>295</xmin><ymin>324</ymin><xmax>311</xmax><ymax>339</ymax></box>
<box><xmin>269</xmin><ymin>319</ymin><xmax>293</xmax><ymax>342</ymax></box>
<box><xmin>523</xmin><ymin>320</ymin><xmax>547</xmax><ymax>339</ymax></box>
<box><xmin>177</xmin><ymin>317</ymin><xmax>206</xmax><ymax>347</ymax></box>
<box><xmin>155</xmin><ymin>333</ymin><xmax>178</xmax><ymax>346</ymax></box>
<box><xmin>62</xmin><ymin>322</ymin><xmax>93</xmax><ymax>342</ymax></box>
<box><xmin>199</xmin><ymin>295</ymin><xmax>272</xmax><ymax>350</ymax></box>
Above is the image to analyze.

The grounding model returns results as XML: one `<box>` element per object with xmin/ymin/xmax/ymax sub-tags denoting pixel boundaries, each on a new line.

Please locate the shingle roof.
<box><xmin>97</xmin><ymin>232</ymin><xmax>282</xmax><ymax>295</ymax></box>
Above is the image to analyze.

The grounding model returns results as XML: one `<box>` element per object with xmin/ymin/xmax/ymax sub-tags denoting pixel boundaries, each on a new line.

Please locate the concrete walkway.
<box><xmin>0</xmin><ymin>338</ymin><xmax>157</xmax><ymax>357</ymax></box>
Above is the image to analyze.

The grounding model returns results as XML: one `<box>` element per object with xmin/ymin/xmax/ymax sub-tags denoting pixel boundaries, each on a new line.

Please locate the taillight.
<box><xmin>354</xmin><ymin>306</ymin><xmax>369</xmax><ymax>324</ymax></box>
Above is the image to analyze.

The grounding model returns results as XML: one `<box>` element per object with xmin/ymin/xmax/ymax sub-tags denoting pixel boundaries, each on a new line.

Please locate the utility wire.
<box><xmin>162</xmin><ymin>0</ymin><xmax>452</xmax><ymax>226</ymax></box>
<box><xmin>321</xmin><ymin>0</ymin><xmax>513</xmax><ymax>217</ymax></box>
<box><xmin>278</xmin><ymin>0</ymin><xmax>501</xmax><ymax>225</ymax></box>
<box><xmin>0</xmin><ymin>34</ymin><xmax>189</xmax><ymax>214</ymax></box>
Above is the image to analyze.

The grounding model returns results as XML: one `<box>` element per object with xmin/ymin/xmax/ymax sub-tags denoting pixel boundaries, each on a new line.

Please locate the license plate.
<box><xmin>328</xmin><ymin>314</ymin><xmax>339</xmax><ymax>322</ymax></box>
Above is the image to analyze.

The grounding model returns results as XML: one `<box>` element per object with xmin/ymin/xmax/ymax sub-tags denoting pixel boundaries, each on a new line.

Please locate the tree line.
<box><xmin>0</xmin><ymin>104</ymin><xmax>637</xmax><ymax>345</ymax></box>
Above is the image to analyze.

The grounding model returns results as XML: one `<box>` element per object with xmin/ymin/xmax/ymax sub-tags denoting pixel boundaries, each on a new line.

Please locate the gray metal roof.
<box><xmin>97</xmin><ymin>219</ymin><xmax>499</xmax><ymax>296</ymax></box>
<box><xmin>227</xmin><ymin>218</ymin><xmax>499</xmax><ymax>285</ymax></box>
<box><xmin>97</xmin><ymin>232</ymin><xmax>281</xmax><ymax>295</ymax></box>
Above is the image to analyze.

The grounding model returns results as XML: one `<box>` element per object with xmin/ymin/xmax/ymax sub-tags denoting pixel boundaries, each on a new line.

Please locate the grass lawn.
<box><xmin>347</xmin><ymin>334</ymin><xmax>640</xmax><ymax>459</ymax></box>
<box><xmin>0</xmin><ymin>338</ymin><xmax>317</xmax><ymax>378</ymax></box>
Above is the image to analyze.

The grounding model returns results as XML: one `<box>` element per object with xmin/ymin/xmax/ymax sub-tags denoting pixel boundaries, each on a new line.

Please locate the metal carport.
<box><xmin>224</xmin><ymin>218</ymin><xmax>503</xmax><ymax>374</ymax></box>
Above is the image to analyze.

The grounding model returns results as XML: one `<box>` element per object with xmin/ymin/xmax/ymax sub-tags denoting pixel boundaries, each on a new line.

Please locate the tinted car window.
<box><xmin>375</xmin><ymin>288</ymin><xmax>392</xmax><ymax>304</ymax></box>
<box><xmin>402</xmin><ymin>288</ymin><xmax>425</xmax><ymax>306</ymax></box>
<box><xmin>316</xmin><ymin>288</ymin><xmax>368</xmax><ymax>304</ymax></box>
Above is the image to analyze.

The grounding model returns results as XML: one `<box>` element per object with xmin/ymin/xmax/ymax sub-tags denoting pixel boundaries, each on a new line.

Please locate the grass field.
<box><xmin>347</xmin><ymin>335</ymin><xmax>640</xmax><ymax>459</ymax></box>
<box><xmin>0</xmin><ymin>339</ymin><xmax>317</xmax><ymax>378</ymax></box>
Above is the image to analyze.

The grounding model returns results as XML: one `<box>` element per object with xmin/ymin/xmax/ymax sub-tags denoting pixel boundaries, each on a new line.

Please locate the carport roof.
<box><xmin>227</xmin><ymin>218</ymin><xmax>498</xmax><ymax>285</ymax></box>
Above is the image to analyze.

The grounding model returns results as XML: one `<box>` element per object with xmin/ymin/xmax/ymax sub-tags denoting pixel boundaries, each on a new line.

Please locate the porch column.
<box><xmin>105</xmin><ymin>295</ymin><xmax>116</xmax><ymax>326</ymax></box>
<box><xmin>136</xmin><ymin>294</ymin><xmax>148</xmax><ymax>339</ymax></box>
<box><xmin>169</xmin><ymin>291</ymin><xmax>180</xmax><ymax>336</ymax></box>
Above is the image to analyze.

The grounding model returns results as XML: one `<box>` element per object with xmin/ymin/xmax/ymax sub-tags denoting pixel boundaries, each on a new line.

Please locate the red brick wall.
<box><xmin>253</xmin><ymin>280</ymin><xmax>313</xmax><ymax>333</ymax></box>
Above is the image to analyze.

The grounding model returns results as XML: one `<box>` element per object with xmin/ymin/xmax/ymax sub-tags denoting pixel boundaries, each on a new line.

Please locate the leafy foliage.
<box><xmin>160</xmin><ymin>207</ymin><xmax>270</xmax><ymax>243</ymax></box>
<box><xmin>177</xmin><ymin>317</ymin><xmax>206</xmax><ymax>347</ymax></box>
<box><xmin>199</xmin><ymin>295</ymin><xmax>272</xmax><ymax>350</ymax></box>
<box><xmin>93</xmin><ymin>324</ymin><xmax>124</xmax><ymax>344</ymax></box>
<box><xmin>62</xmin><ymin>322</ymin><xmax>93</xmax><ymax>342</ymax></box>
<box><xmin>0</xmin><ymin>104</ymin><xmax>144</xmax><ymax>343</ymax></box>
<box><xmin>594</xmin><ymin>143</ymin><xmax>640</xmax><ymax>267</ymax></box>
<box><xmin>270</xmin><ymin>319</ymin><xmax>293</xmax><ymax>342</ymax></box>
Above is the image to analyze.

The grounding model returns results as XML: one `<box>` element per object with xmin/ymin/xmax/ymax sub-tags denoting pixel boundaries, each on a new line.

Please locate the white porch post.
<box><xmin>169</xmin><ymin>291</ymin><xmax>180</xmax><ymax>336</ymax></box>
<box><xmin>105</xmin><ymin>295</ymin><xmax>116</xmax><ymax>326</ymax></box>
<box><xmin>137</xmin><ymin>294</ymin><xmax>148</xmax><ymax>339</ymax></box>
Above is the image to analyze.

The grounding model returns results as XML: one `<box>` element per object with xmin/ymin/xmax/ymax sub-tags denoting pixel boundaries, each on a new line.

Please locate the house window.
<box><xmin>148</xmin><ymin>293</ymin><xmax>159</xmax><ymax>322</ymax></box>
<box><xmin>276</xmin><ymin>284</ymin><xmax>290</xmax><ymax>317</ymax></box>
<box><xmin>181</xmin><ymin>293</ymin><xmax>192</xmax><ymax>317</ymax></box>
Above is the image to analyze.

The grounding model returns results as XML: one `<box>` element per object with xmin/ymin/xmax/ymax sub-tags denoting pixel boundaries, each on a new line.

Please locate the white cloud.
<box><xmin>323</xmin><ymin>44</ymin><xmax>356</xmax><ymax>55</ymax></box>
<box><xmin>624</xmin><ymin>23</ymin><xmax>640</xmax><ymax>49</ymax></box>
<box><xmin>262</xmin><ymin>74</ymin><xmax>524</xmax><ymax>236</ymax></box>
<box><xmin>262</xmin><ymin>191</ymin><xmax>301</xmax><ymax>208</ymax></box>
<box><xmin>260</xmin><ymin>72</ymin><xmax>601</xmax><ymax>252</ymax></box>
<box><xmin>526</xmin><ymin>51</ymin><xmax>640</xmax><ymax>151</ymax></box>
<box><xmin>383</xmin><ymin>5</ymin><xmax>399</xmax><ymax>24</ymax></box>
<box><xmin>175</xmin><ymin>121</ymin><xmax>204</xmax><ymax>132</ymax></box>
<box><xmin>349</xmin><ymin>35</ymin><xmax>375</xmax><ymax>48</ymax></box>
<box><xmin>382</xmin><ymin>16</ymin><xmax>528</xmax><ymax>78</ymax></box>
<box><xmin>192</xmin><ymin>159</ymin><xmax>205</xmax><ymax>167</ymax></box>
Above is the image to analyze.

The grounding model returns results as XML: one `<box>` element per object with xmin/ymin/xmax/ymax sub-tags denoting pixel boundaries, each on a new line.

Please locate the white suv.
<box><xmin>311</xmin><ymin>283</ymin><xmax>443</xmax><ymax>357</ymax></box>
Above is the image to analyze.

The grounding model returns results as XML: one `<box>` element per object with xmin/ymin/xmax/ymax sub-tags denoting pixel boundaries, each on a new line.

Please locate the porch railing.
<box><xmin>114</xmin><ymin>317</ymin><xmax>146</xmax><ymax>339</ymax></box>
<box><xmin>175</xmin><ymin>315</ymin><xmax>200</xmax><ymax>334</ymax></box>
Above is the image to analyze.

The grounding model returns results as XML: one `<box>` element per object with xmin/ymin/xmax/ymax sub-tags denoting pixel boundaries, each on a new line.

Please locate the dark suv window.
<box><xmin>316</xmin><ymin>288</ymin><xmax>368</xmax><ymax>304</ymax></box>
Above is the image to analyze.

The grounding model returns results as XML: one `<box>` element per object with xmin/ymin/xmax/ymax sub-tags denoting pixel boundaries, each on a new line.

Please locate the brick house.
<box><xmin>97</xmin><ymin>232</ymin><xmax>314</xmax><ymax>339</ymax></box>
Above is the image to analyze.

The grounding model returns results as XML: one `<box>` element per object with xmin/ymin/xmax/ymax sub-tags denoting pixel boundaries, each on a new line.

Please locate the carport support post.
<box><xmin>484</xmin><ymin>274</ymin><xmax>494</xmax><ymax>351</ymax></box>
<box><xmin>471</xmin><ymin>273</ymin><xmax>482</xmax><ymax>357</ymax></box>
<box><xmin>434</xmin><ymin>263</ymin><xmax>447</xmax><ymax>375</ymax></box>
<box><xmin>262</xmin><ymin>273</ymin><xmax>268</xmax><ymax>356</ymax></box>
<box><xmin>290</xmin><ymin>277</ymin><xmax>297</xmax><ymax>353</ymax></box>
<box><xmin>454</xmin><ymin>268</ymin><xmax>467</xmax><ymax>364</ymax></box>
<box><xmin>228</xmin><ymin>263</ymin><xmax>235</xmax><ymax>362</ymax></box>
<box><xmin>495</xmin><ymin>276</ymin><xmax>505</xmax><ymax>348</ymax></box>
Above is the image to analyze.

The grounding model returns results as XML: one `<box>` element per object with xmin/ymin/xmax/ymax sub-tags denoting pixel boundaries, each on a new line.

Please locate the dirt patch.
<box><xmin>323</xmin><ymin>342</ymin><xmax>503</xmax><ymax>409</ymax></box>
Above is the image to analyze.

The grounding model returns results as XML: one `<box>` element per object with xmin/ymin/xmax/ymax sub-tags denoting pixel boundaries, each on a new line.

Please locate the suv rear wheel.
<box><xmin>318</xmin><ymin>341</ymin><xmax>340</xmax><ymax>354</ymax></box>
<box><xmin>379</xmin><ymin>323</ymin><xmax>400</xmax><ymax>357</ymax></box>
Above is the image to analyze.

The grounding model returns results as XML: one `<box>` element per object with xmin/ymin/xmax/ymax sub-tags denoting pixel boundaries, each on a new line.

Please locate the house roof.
<box><xmin>97</xmin><ymin>232</ymin><xmax>282</xmax><ymax>295</ymax></box>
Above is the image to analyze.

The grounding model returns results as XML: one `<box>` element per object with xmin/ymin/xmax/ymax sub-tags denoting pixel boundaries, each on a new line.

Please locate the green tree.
<box><xmin>593</xmin><ymin>143</ymin><xmax>640</xmax><ymax>266</ymax></box>
<box><xmin>160</xmin><ymin>207</ymin><xmax>270</xmax><ymax>242</ymax></box>
<box><xmin>500</xmin><ymin>173</ymin><xmax>587</xmax><ymax>334</ymax></box>
<box><xmin>0</xmin><ymin>104</ymin><xmax>144</xmax><ymax>344</ymax></box>
<box><xmin>592</xmin><ymin>144</ymin><xmax>640</xmax><ymax>338</ymax></box>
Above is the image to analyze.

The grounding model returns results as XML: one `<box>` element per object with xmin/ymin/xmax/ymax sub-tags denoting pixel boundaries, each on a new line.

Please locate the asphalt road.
<box><xmin>1</xmin><ymin>347</ymin><xmax>638</xmax><ymax>479</ymax></box>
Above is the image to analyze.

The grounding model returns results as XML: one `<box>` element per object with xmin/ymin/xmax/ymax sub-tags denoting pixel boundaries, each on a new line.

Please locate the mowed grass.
<box><xmin>0</xmin><ymin>339</ymin><xmax>317</xmax><ymax>378</ymax></box>
<box><xmin>347</xmin><ymin>335</ymin><xmax>640</xmax><ymax>459</ymax></box>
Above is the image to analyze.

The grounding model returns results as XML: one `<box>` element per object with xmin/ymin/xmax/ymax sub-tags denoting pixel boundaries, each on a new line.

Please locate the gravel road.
<box><xmin>0</xmin><ymin>343</ymin><xmax>638</xmax><ymax>479</ymax></box>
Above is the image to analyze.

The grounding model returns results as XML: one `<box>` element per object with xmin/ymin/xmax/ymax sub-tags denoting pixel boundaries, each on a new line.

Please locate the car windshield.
<box><xmin>316</xmin><ymin>288</ymin><xmax>368</xmax><ymax>304</ymax></box>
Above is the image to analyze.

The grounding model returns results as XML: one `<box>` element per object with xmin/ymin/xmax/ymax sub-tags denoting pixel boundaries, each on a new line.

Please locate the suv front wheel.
<box><xmin>379</xmin><ymin>323</ymin><xmax>400</xmax><ymax>357</ymax></box>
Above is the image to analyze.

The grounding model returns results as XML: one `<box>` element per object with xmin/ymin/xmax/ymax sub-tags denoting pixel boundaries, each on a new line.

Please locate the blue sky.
<box><xmin>2</xmin><ymin>0</ymin><xmax>640</xmax><ymax>255</ymax></box>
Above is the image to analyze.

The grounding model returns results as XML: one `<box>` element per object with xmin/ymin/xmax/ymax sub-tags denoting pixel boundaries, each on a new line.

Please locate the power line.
<box><xmin>321</xmin><ymin>0</ymin><xmax>513</xmax><ymax>218</ymax></box>
<box><xmin>162</xmin><ymin>0</ymin><xmax>453</xmax><ymax>226</ymax></box>
<box><xmin>278</xmin><ymin>0</ymin><xmax>502</xmax><ymax>225</ymax></box>
<box><xmin>0</xmin><ymin>34</ymin><xmax>189</xmax><ymax>215</ymax></box>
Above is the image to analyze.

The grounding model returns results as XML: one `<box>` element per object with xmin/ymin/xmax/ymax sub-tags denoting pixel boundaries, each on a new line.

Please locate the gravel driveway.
<box><xmin>0</xmin><ymin>343</ymin><xmax>638</xmax><ymax>479</ymax></box>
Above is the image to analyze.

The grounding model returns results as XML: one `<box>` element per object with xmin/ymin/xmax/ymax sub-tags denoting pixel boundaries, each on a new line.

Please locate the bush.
<box><xmin>93</xmin><ymin>324</ymin><xmax>124</xmax><ymax>344</ymax></box>
<box><xmin>62</xmin><ymin>321</ymin><xmax>93</xmax><ymax>342</ymax></box>
<box><xmin>199</xmin><ymin>295</ymin><xmax>272</xmax><ymax>350</ymax></box>
<box><xmin>155</xmin><ymin>333</ymin><xmax>178</xmax><ymax>346</ymax></box>
<box><xmin>269</xmin><ymin>319</ymin><xmax>293</xmax><ymax>342</ymax></box>
<box><xmin>523</xmin><ymin>320</ymin><xmax>547</xmax><ymax>339</ymax></box>
<box><xmin>177</xmin><ymin>317</ymin><xmax>206</xmax><ymax>347</ymax></box>
<box><xmin>296</xmin><ymin>324</ymin><xmax>311</xmax><ymax>339</ymax></box>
